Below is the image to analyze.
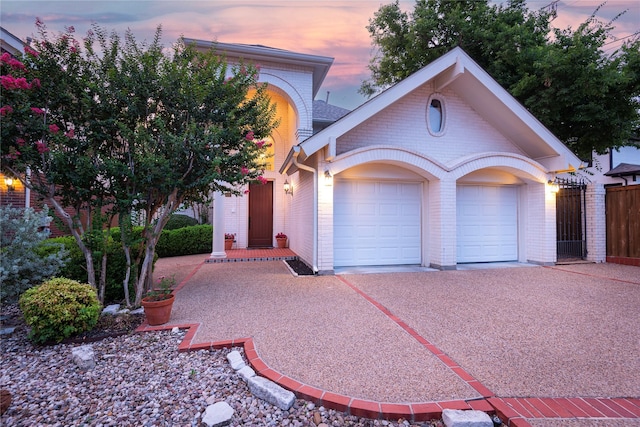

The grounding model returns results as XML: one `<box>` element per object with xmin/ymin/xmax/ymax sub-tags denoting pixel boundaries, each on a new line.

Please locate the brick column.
<box><xmin>428</xmin><ymin>179</ymin><xmax>457</xmax><ymax>270</ymax></box>
<box><xmin>585</xmin><ymin>183</ymin><xmax>606</xmax><ymax>263</ymax></box>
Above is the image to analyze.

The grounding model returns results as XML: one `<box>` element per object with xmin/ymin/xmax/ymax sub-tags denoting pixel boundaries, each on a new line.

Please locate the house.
<box><xmin>1</xmin><ymin>27</ymin><xmax>36</xmax><ymax>212</ymax></box>
<box><xmin>197</xmin><ymin>43</ymin><xmax>583</xmax><ymax>273</ymax></box>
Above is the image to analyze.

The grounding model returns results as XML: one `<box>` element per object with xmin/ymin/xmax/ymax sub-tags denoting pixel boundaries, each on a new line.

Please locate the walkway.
<box><xmin>143</xmin><ymin>253</ymin><xmax>640</xmax><ymax>426</ymax></box>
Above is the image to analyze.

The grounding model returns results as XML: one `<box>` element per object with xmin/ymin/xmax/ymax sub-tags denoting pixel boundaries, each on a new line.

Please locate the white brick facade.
<box><xmin>282</xmin><ymin>48</ymin><xmax>582</xmax><ymax>272</ymax></box>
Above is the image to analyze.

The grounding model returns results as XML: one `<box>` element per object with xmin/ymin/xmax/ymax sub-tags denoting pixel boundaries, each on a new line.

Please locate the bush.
<box><xmin>164</xmin><ymin>214</ymin><xmax>199</xmax><ymax>230</ymax></box>
<box><xmin>155</xmin><ymin>224</ymin><xmax>212</xmax><ymax>257</ymax></box>
<box><xmin>50</xmin><ymin>233</ymin><xmax>144</xmax><ymax>304</ymax></box>
<box><xmin>19</xmin><ymin>277</ymin><xmax>101</xmax><ymax>344</ymax></box>
<box><xmin>0</xmin><ymin>206</ymin><xmax>68</xmax><ymax>304</ymax></box>
<box><xmin>48</xmin><ymin>223</ymin><xmax>211</xmax><ymax>302</ymax></box>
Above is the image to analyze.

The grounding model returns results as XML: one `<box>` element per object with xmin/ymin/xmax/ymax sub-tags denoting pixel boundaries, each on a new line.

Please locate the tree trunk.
<box><xmin>98</xmin><ymin>251</ymin><xmax>108</xmax><ymax>303</ymax></box>
<box><xmin>47</xmin><ymin>197</ymin><xmax>96</xmax><ymax>288</ymax></box>
<box><xmin>133</xmin><ymin>190</ymin><xmax>180</xmax><ymax>306</ymax></box>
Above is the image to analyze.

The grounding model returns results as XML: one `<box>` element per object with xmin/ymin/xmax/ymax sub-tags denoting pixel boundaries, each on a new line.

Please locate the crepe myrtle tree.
<box><xmin>0</xmin><ymin>21</ymin><xmax>117</xmax><ymax>301</ymax></box>
<box><xmin>93</xmin><ymin>27</ymin><xmax>278</xmax><ymax>305</ymax></box>
<box><xmin>1</xmin><ymin>21</ymin><xmax>278</xmax><ymax>306</ymax></box>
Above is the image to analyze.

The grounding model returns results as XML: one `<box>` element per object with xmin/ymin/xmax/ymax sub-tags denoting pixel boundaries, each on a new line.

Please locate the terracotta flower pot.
<box><xmin>141</xmin><ymin>294</ymin><xmax>175</xmax><ymax>326</ymax></box>
<box><xmin>276</xmin><ymin>237</ymin><xmax>287</xmax><ymax>248</ymax></box>
<box><xmin>225</xmin><ymin>239</ymin><xmax>233</xmax><ymax>250</ymax></box>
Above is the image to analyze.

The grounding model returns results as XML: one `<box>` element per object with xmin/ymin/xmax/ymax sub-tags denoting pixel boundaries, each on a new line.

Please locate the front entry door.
<box><xmin>248</xmin><ymin>181</ymin><xmax>273</xmax><ymax>247</ymax></box>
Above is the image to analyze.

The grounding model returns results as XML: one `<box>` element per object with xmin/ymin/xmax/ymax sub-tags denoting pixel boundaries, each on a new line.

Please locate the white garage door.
<box><xmin>457</xmin><ymin>185</ymin><xmax>518</xmax><ymax>263</ymax></box>
<box><xmin>334</xmin><ymin>180</ymin><xmax>421</xmax><ymax>267</ymax></box>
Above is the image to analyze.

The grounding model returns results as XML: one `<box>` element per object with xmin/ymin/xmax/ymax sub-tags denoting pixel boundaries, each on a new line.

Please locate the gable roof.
<box><xmin>183</xmin><ymin>39</ymin><xmax>333</xmax><ymax>98</ymax></box>
<box><xmin>284</xmin><ymin>46</ymin><xmax>581</xmax><ymax>175</ymax></box>
<box><xmin>605</xmin><ymin>162</ymin><xmax>640</xmax><ymax>177</ymax></box>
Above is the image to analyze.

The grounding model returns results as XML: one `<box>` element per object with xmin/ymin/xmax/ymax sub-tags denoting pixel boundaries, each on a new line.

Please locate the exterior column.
<box><xmin>585</xmin><ymin>183</ymin><xmax>606</xmax><ymax>263</ymax></box>
<box><xmin>210</xmin><ymin>190</ymin><xmax>227</xmax><ymax>259</ymax></box>
<box><xmin>525</xmin><ymin>181</ymin><xmax>556</xmax><ymax>265</ymax></box>
<box><xmin>428</xmin><ymin>179</ymin><xmax>457</xmax><ymax>270</ymax></box>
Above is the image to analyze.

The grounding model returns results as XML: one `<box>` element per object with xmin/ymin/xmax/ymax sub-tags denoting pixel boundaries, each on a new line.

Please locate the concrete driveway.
<box><xmin>149</xmin><ymin>257</ymin><xmax>640</xmax><ymax>426</ymax></box>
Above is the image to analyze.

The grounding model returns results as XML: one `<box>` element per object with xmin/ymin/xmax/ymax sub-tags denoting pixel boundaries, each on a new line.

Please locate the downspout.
<box><xmin>25</xmin><ymin>167</ymin><xmax>31</xmax><ymax>208</ymax></box>
<box><xmin>291</xmin><ymin>146</ymin><xmax>318</xmax><ymax>273</ymax></box>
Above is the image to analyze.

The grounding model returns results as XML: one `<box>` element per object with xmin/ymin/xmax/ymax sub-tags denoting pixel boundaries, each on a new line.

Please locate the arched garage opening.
<box><xmin>333</xmin><ymin>163</ymin><xmax>426</xmax><ymax>268</ymax></box>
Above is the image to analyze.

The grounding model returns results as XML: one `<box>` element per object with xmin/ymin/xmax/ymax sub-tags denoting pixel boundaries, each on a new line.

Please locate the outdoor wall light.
<box><xmin>324</xmin><ymin>170</ymin><xmax>333</xmax><ymax>186</ymax></box>
<box><xmin>283</xmin><ymin>179</ymin><xmax>292</xmax><ymax>196</ymax></box>
<box><xmin>4</xmin><ymin>177</ymin><xmax>15</xmax><ymax>192</ymax></box>
<box><xmin>547</xmin><ymin>179</ymin><xmax>560</xmax><ymax>194</ymax></box>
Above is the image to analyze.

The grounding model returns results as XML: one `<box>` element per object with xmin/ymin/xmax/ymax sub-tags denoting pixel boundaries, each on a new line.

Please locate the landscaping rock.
<box><xmin>71</xmin><ymin>345</ymin><xmax>95</xmax><ymax>370</ymax></box>
<box><xmin>237</xmin><ymin>365</ymin><xmax>256</xmax><ymax>382</ymax></box>
<box><xmin>442</xmin><ymin>409</ymin><xmax>492</xmax><ymax>427</ymax></box>
<box><xmin>201</xmin><ymin>401</ymin><xmax>234</xmax><ymax>427</ymax></box>
<box><xmin>101</xmin><ymin>304</ymin><xmax>120</xmax><ymax>316</ymax></box>
<box><xmin>0</xmin><ymin>327</ymin><xmax>16</xmax><ymax>336</ymax></box>
<box><xmin>226</xmin><ymin>350</ymin><xmax>245</xmax><ymax>371</ymax></box>
<box><xmin>247</xmin><ymin>376</ymin><xmax>295</xmax><ymax>410</ymax></box>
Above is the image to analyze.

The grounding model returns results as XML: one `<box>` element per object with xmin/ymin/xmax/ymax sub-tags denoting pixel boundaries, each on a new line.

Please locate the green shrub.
<box><xmin>19</xmin><ymin>277</ymin><xmax>101</xmax><ymax>344</ymax></box>
<box><xmin>48</xmin><ymin>223</ymin><xmax>210</xmax><ymax>302</ymax></box>
<box><xmin>155</xmin><ymin>224</ymin><xmax>212</xmax><ymax>257</ymax></box>
<box><xmin>164</xmin><ymin>214</ymin><xmax>199</xmax><ymax>230</ymax></box>
<box><xmin>50</xmin><ymin>233</ymin><xmax>142</xmax><ymax>304</ymax></box>
<box><xmin>0</xmin><ymin>206</ymin><xmax>68</xmax><ymax>304</ymax></box>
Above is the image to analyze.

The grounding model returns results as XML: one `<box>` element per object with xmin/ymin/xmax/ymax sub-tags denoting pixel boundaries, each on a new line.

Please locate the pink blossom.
<box><xmin>30</xmin><ymin>78</ymin><xmax>41</xmax><ymax>88</ymax></box>
<box><xmin>0</xmin><ymin>53</ymin><xmax>12</xmax><ymax>63</ymax></box>
<box><xmin>8</xmin><ymin>58</ymin><xmax>25</xmax><ymax>70</ymax></box>
<box><xmin>35</xmin><ymin>17</ymin><xmax>44</xmax><ymax>28</ymax></box>
<box><xmin>245</xmin><ymin>131</ymin><xmax>254</xmax><ymax>141</ymax></box>
<box><xmin>244</xmin><ymin>189</ymin><xmax>250</xmax><ymax>194</ymax></box>
<box><xmin>70</xmin><ymin>45</ymin><xmax>77</xmax><ymax>54</ymax></box>
<box><xmin>5</xmin><ymin>150</ymin><xmax>21</xmax><ymax>160</ymax></box>
<box><xmin>67</xmin><ymin>25</ymin><xmax>75</xmax><ymax>33</ymax></box>
<box><xmin>36</xmin><ymin>140</ymin><xmax>49</xmax><ymax>154</ymax></box>
<box><xmin>0</xmin><ymin>105</ymin><xmax>13</xmax><ymax>116</ymax></box>
<box><xmin>65</xmin><ymin>129</ymin><xmax>75</xmax><ymax>138</ymax></box>
<box><xmin>14</xmin><ymin>77</ymin><xmax>30</xmax><ymax>89</ymax></box>
<box><xmin>49</xmin><ymin>124</ymin><xmax>60</xmax><ymax>133</ymax></box>
<box><xmin>31</xmin><ymin>107</ymin><xmax>45</xmax><ymax>115</ymax></box>
<box><xmin>241</xmin><ymin>166</ymin><xmax>249</xmax><ymax>175</ymax></box>
<box><xmin>257</xmin><ymin>176</ymin><xmax>267</xmax><ymax>185</ymax></box>
<box><xmin>16</xmin><ymin>138</ymin><xmax>26</xmax><ymax>146</ymax></box>
<box><xmin>1</xmin><ymin>75</ymin><xmax>16</xmax><ymax>90</ymax></box>
<box><xmin>24</xmin><ymin>46</ymin><xmax>39</xmax><ymax>57</ymax></box>
<box><xmin>255</xmin><ymin>140</ymin><xmax>265</xmax><ymax>148</ymax></box>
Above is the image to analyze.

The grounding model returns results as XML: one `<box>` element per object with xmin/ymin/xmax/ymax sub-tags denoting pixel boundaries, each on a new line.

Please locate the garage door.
<box><xmin>457</xmin><ymin>185</ymin><xmax>518</xmax><ymax>263</ymax></box>
<box><xmin>334</xmin><ymin>180</ymin><xmax>421</xmax><ymax>267</ymax></box>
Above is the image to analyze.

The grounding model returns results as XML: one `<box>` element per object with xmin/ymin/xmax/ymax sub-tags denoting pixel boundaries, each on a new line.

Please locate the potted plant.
<box><xmin>225</xmin><ymin>233</ymin><xmax>235</xmax><ymax>250</ymax></box>
<box><xmin>275</xmin><ymin>232</ymin><xmax>287</xmax><ymax>248</ymax></box>
<box><xmin>141</xmin><ymin>276</ymin><xmax>175</xmax><ymax>326</ymax></box>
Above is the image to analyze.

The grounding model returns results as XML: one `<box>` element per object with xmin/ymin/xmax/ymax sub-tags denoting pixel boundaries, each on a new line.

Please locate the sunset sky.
<box><xmin>2</xmin><ymin>1</ymin><xmax>639</xmax><ymax>110</ymax></box>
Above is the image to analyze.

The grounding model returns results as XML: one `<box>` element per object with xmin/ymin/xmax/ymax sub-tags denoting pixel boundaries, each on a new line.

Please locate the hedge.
<box><xmin>49</xmin><ymin>224</ymin><xmax>212</xmax><ymax>303</ymax></box>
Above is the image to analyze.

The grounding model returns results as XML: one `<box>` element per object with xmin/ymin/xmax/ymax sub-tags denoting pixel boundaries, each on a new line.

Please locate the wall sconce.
<box><xmin>4</xmin><ymin>177</ymin><xmax>15</xmax><ymax>192</ymax></box>
<box><xmin>324</xmin><ymin>170</ymin><xmax>333</xmax><ymax>186</ymax></box>
<box><xmin>283</xmin><ymin>179</ymin><xmax>293</xmax><ymax>196</ymax></box>
<box><xmin>547</xmin><ymin>179</ymin><xmax>560</xmax><ymax>194</ymax></box>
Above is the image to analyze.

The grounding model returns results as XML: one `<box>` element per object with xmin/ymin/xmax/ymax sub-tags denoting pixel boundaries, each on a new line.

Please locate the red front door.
<box><xmin>248</xmin><ymin>181</ymin><xmax>273</xmax><ymax>247</ymax></box>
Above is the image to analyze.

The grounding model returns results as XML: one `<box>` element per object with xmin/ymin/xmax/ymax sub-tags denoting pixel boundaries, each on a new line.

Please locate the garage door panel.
<box><xmin>457</xmin><ymin>185</ymin><xmax>518</xmax><ymax>263</ymax></box>
<box><xmin>335</xmin><ymin>180</ymin><xmax>422</xmax><ymax>267</ymax></box>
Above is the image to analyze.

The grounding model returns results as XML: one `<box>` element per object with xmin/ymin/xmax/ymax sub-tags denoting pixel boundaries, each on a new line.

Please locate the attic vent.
<box><xmin>426</xmin><ymin>94</ymin><xmax>446</xmax><ymax>136</ymax></box>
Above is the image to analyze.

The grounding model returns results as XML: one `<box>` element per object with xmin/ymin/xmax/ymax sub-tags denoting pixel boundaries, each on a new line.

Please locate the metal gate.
<box><xmin>555</xmin><ymin>178</ymin><xmax>587</xmax><ymax>260</ymax></box>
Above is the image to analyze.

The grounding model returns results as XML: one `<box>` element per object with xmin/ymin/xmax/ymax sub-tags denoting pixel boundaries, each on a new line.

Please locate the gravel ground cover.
<box><xmin>0</xmin><ymin>305</ymin><xmax>443</xmax><ymax>426</ymax></box>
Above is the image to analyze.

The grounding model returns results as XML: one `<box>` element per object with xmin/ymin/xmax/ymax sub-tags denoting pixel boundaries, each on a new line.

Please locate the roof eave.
<box><xmin>183</xmin><ymin>39</ymin><xmax>333</xmax><ymax>97</ymax></box>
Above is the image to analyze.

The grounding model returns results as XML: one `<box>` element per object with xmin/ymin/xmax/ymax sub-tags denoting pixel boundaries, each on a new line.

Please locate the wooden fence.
<box><xmin>606</xmin><ymin>185</ymin><xmax>640</xmax><ymax>259</ymax></box>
